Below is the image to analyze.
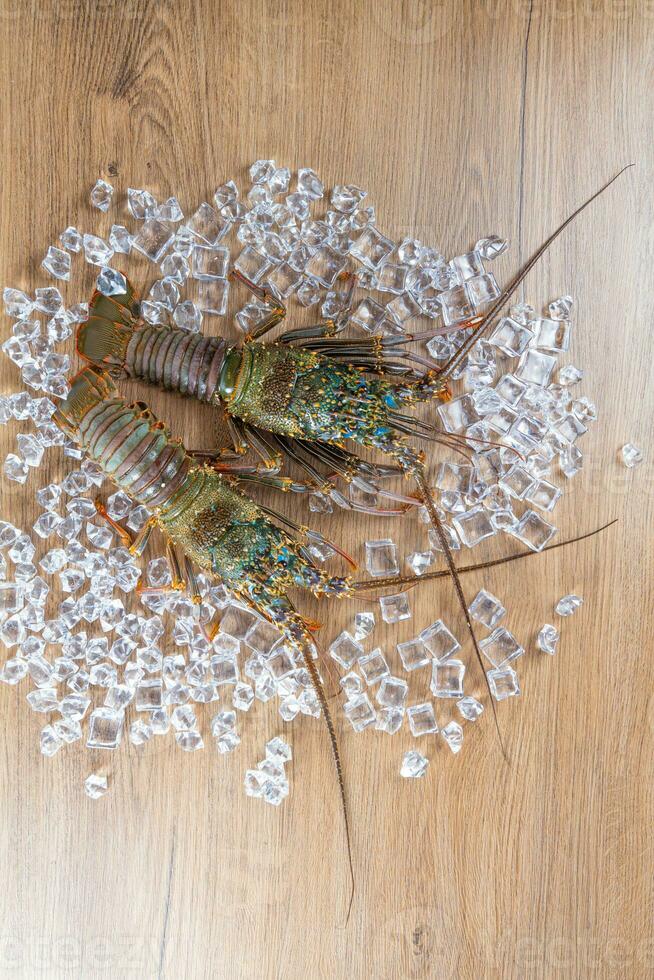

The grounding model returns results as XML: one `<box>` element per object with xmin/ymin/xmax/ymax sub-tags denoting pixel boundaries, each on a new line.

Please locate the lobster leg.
<box><xmin>229</xmin><ymin>269</ymin><xmax>287</xmax><ymax>339</ymax></box>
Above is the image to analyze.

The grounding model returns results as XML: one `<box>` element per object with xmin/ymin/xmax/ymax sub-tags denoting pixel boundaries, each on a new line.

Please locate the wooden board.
<box><xmin>0</xmin><ymin>2</ymin><xmax>652</xmax><ymax>977</ymax></box>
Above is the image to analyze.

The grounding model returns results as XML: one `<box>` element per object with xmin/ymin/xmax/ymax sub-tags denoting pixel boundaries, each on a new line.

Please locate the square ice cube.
<box><xmin>365</xmin><ymin>539</ymin><xmax>398</xmax><ymax>576</ymax></box>
<box><xmin>350</xmin><ymin>297</ymin><xmax>387</xmax><ymax>334</ymax></box>
<box><xmin>407</xmin><ymin>702</ymin><xmax>438</xmax><ymax>736</ymax></box>
<box><xmin>430</xmin><ymin>659</ymin><xmax>465</xmax><ymax>698</ymax></box>
<box><xmin>487</xmin><ymin>667</ymin><xmax>520</xmax><ymax>700</ymax></box>
<box><xmin>350</xmin><ymin>226</ymin><xmax>394</xmax><ymax>270</ymax></box>
<box><xmin>359</xmin><ymin>648</ymin><xmax>389</xmax><ymax>685</ymax></box>
<box><xmin>468</xmin><ymin>589</ymin><xmax>506</xmax><ymax>629</ymax></box>
<box><xmin>453</xmin><ymin>507</ymin><xmax>496</xmax><ymax>547</ymax></box>
<box><xmin>420</xmin><ymin>620</ymin><xmax>460</xmax><ymax>661</ymax></box>
<box><xmin>437</xmin><ymin>395</ymin><xmax>480</xmax><ymax>434</ymax></box>
<box><xmin>132</xmin><ymin>219</ymin><xmax>174</xmax><ymax>263</ymax></box>
<box><xmin>329</xmin><ymin>631</ymin><xmax>363</xmax><ymax>669</ymax></box>
<box><xmin>194</xmin><ymin>279</ymin><xmax>229</xmax><ymax>316</ymax></box>
<box><xmin>510</xmin><ymin>509</ymin><xmax>557</xmax><ymax>552</ymax></box>
<box><xmin>379</xmin><ymin>592</ymin><xmax>411</xmax><ymax>624</ymax></box>
<box><xmin>192</xmin><ymin>245</ymin><xmax>229</xmax><ymax>281</ymax></box>
<box><xmin>489</xmin><ymin>317</ymin><xmax>534</xmax><ymax>356</ymax></box>
<box><xmin>343</xmin><ymin>694</ymin><xmax>377</xmax><ymax>732</ymax></box>
<box><xmin>466</xmin><ymin>272</ymin><xmax>500</xmax><ymax>308</ymax></box>
<box><xmin>376</xmin><ymin>675</ymin><xmax>408</xmax><ymax>709</ymax></box>
<box><xmin>135</xmin><ymin>678</ymin><xmax>163</xmax><ymax>711</ymax></box>
<box><xmin>515</xmin><ymin>349</ymin><xmax>557</xmax><ymax>386</ymax></box>
<box><xmin>438</xmin><ymin>284</ymin><xmax>475</xmax><ymax>326</ymax></box>
<box><xmin>450</xmin><ymin>250</ymin><xmax>484</xmax><ymax>282</ymax></box>
<box><xmin>234</xmin><ymin>246</ymin><xmax>271</xmax><ymax>283</ymax></box>
<box><xmin>397</xmin><ymin>638</ymin><xmax>430</xmax><ymax>672</ymax></box>
<box><xmin>305</xmin><ymin>244</ymin><xmax>346</xmax><ymax>286</ymax></box>
<box><xmin>480</xmin><ymin>627</ymin><xmax>524</xmax><ymax>668</ymax></box>
<box><xmin>532</xmin><ymin>317</ymin><xmax>570</xmax><ymax>353</ymax></box>
<box><xmin>87</xmin><ymin>707</ymin><xmax>124</xmax><ymax>749</ymax></box>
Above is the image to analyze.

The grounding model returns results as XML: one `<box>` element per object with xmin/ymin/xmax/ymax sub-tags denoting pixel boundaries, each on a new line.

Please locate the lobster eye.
<box><xmin>219</xmin><ymin>348</ymin><xmax>243</xmax><ymax>399</ymax></box>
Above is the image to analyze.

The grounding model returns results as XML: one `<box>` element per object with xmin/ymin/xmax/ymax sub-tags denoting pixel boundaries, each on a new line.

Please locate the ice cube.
<box><xmin>510</xmin><ymin>509</ymin><xmax>557</xmax><ymax>552</ymax></box>
<box><xmin>86</xmin><ymin>707</ymin><xmax>124</xmax><ymax>749</ymax></box>
<box><xmin>266</xmin><ymin>736</ymin><xmax>292</xmax><ymax>765</ymax></box>
<box><xmin>487</xmin><ymin>667</ymin><xmax>520</xmax><ymax>700</ymax></box>
<box><xmin>127</xmin><ymin>188</ymin><xmax>156</xmax><ymax>219</ymax></box>
<box><xmin>537</xmin><ymin>624</ymin><xmax>560</xmax><ymax>655</ymax></box>
<box><xmin>420</xmin><ymin>620</ymin><xmax>460</xmax><ymax>661</ymax></box>
<box><xmin>400</xmin><ymin>750</ymin><xmax>429</xmax><ymax>778</ymax></box>
<box><xmin>379</xmin><ymin>592</ymin><xmax>411</xmax><ymax>624</ymax></box>
<box><xmin>83</xmin><ymin>234</ymin><xmax>114</xmax><ymax>266</ymax></box>
<box><xmin>430</xmin><ymin>659</ymin><xmax>465</xmax><ymax>698</ymax></box>
<box><xmin>304</xmin><ymin>244</ymin><xmax>346</xmax><ymax>286</ymax></box>
<box><xmin>232</xmin><ymin>682</ymin><xmax>254</xmax><ymax>711</ymax></box>
<box><xmin>90</xmin><ymin>179</ymin><xmax>114</xmax><ymax>212</ymax></box>
<box><xmin>42</xmin><ymin>246</ymin><xmax>71</xmax><ymax>281</ymax></box>
<box><xmin>441</xmin><ymin>721</ymin><xmax>464</xmax><ymax>753</ymax></box>
<box><xmin>407</xmin><ymin>702</ymin><xmax>438</xmax><ymax>736</ymax></box>
<box><xmin>350</xmin><ymin>297</ymin><xmax>387</xmax><ymax>334</ymax></box>
<box><xmin>353</xmin><ymin>611</ymin><xmax>375</xmax><ymax>640</ymax></box>
<box><xmin>468</xmin><ymin>589</ymin><xmax>506</xmax><ymax>629</ymax></box>
<box><xmin>350</xmin><ymin>227</ymin><xmax>394</xmax><ymax>272</ymax></box>
<box><xmin>343</xmin><ymin>693</ymin><xmax>377</xmax><ymax>732</ymax></box>
<box><xmin>173</xmin><ymin>300</ymin><xmax>202</xmax><ymax>332</ymax></box>
<box><xmin>132</xmin><ymin>219</ymin><xmax>174</xmax><ymax>263</ymax></box>
<box><xmin>456</xmin><ymin>696</ymin><xmax>484</xmax><ymax>721</ymax></box>
<box><xmin>359</xmin><ymin>648</ymin><xmax>390</xmax><ymax>685</ymax></box>
<box><xmin>489</xmin><ymin>316</ymin><xmax>534</xmax><ymax>356</ymax></box>
<box><xmin>406</xmin><ymin>551</ymin><xmax>432</xmax><ymax>576</ymax></box>
<box><xmin>555</xmin><ymin>594</ymin><xmax>583</xmax><ymax>617</ymax></box>
<box><xmin>479</xmin><ymin>627</ymin><xmax>524</xmax><ymax>668</ymax></box>
<box><xmin>532</xmin><ymin>317</ymin><xmax>570</xmax><ymax>353</ymax></box>
<box><xmin>515</xmin><ymin>349</ymin><xmax>557</xmax><ymax>386</ymax></box>
<box><xmin>60</xmin><ymin>227</ymin><xmax>83</xmax><ymax>252</ymax></box>
<box><xmin>365</xmin><ymin>539</ymin><xmax>398</xmax><ymax>577</ymax></box>
<box><xmin>96</xmin><ymin>268</ymin><xmax>127</xmax><ymax>297</ymax></box>
<box><xmin>397</xmin><ymin>637</ymin><xmax>430</xmax><ymax>672</ymax></box>
<box><xmin>375</xmin><ymin>706</ymin><xmax>404</xmax><ymax>734</ymax></box>
<box><xmin>453</xmin><ymin>507</ymin><xmax>495</xmax><ymax>548</ymax></box>
<box><xmin>329</xmin><ymin>630</ymin><xmax>363</xmax><ymax>670</ymax></box>
<box><xmin>620</xmin><ymin>443</ymin><xmax>643</xmax><ymax>468</ymax></box>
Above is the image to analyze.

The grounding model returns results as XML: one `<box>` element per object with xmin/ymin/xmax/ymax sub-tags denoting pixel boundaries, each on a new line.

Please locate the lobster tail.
<box><xmin>52</xmin><ymin>365</ymin><xmax>118</xmax><ymax>437</ymax></box>
<box><xmin>77</xmin><ymin>281</ymin><xmax>139</xmax><ymax>372</ymax></box>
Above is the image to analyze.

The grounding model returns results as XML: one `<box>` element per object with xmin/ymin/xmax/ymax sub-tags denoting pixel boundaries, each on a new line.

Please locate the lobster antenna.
<box><xmin>295</xmin><ymin>622</ymin><xmax>356</xmax><ymax>925</ymax></box>
<box><xmin>413</xmin><ymin>465</ymin><xmax>509</xmax><ymax>761</ymax></box>
<box><xmin>351</xmin><ymin>519</ymin><xmax>618</xmax><ymax>593</ymax></box>
<box><xmin>440</xmin><ymin>165</ymin><xmax>635</xmax><ymax>380</ymax></box>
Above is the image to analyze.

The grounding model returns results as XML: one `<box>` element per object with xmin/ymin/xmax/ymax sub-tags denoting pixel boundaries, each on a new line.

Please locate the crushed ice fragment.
<box><xmin>555</xmin><ymin>594</ymin><xmax>583</xmax><ymax>617</ymax></box>
<box><xmin>537</xmin><ymin>624</ymin><xmax>560</xmax><ymax>655</ymax></box>
<box><xmin>42</xmin><ymin>246</ymin><xmax>71</xmax><ymax>281</ymax></box>
<box><xmin>90</xmin><ymin>179</ymin><xmax>114</xmax><ymax>212</ymax></box>
<box><xmin>441</xmin><ymin>721</ymin><xmax>464</xmax><ymax>753</ymax></box>
<box><xmin>456</xmin><ymin>696</ymin><xmax>484</xmax><ymax>722</ymax></box>
<box><xmin>96</xmin><ymin>267</ymin><xmax>127</xmax><ymax>296</ymax></box>
<box><xmin>620</xmin><ymin>443</ymin><xmax>643</xmax><ymax>468</ymax></box>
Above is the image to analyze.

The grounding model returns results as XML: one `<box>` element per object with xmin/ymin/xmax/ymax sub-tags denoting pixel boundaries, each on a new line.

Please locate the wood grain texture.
<box><xmin>0</xmin><ymin>1</ymin><xmax>652</xmax><ymax>977</ymax></box>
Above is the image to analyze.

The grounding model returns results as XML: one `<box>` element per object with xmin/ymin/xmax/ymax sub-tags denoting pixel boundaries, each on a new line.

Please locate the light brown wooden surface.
<box><xmin>1</xmin><ymin>2</ymin><xmax>652</xmax><ymax>978</ymax></box>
